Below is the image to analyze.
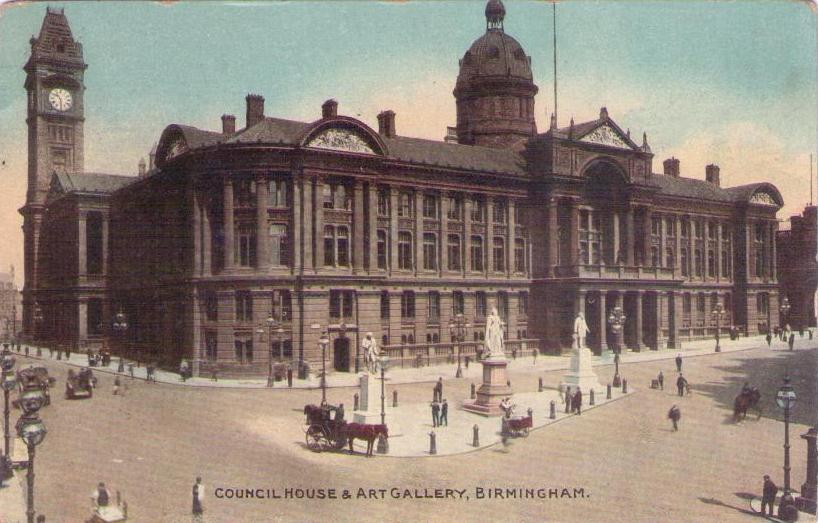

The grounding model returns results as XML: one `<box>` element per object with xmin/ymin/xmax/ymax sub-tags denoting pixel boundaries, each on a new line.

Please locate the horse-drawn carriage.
<box><xmin>66</xmin><ymin>368</ymin><xmax>97</xmax><ymax>399</ymax></box>
<box><xmin>501</xmin><ymin>414</ymin><xmax>532</xmax><ymax>437</ymax></box>
<box><xmin>14</xmin><ymin>366</ymin><xmax>55</xmax><ymax>407</ymax></box>
<box><xmin>303</xmin><ymin>403</ymin><xmax>388</xmax><ymax>457</ymax></box>
<box><xmin>734</xmin><ymin>386</ymin><xmax>762</xmax><ymax>421</ymax></box>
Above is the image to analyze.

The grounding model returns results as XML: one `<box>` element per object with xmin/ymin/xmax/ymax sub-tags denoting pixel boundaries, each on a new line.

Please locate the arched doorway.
<box><xmin>333</xmin><ymin>337</ymin><xmax>350</xmax><ymax>372</ymax></box>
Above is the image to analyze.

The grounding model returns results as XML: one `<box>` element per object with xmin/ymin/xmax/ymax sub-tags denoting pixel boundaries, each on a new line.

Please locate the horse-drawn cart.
<box><xmin>501</xmin><ymin>415</ymin><xmax>532</xmax><ymax>438</ymax></box>
<box><xmin>303</xmin><ymin>404</ymin><xmax>347</xmax><ymax>452</ymax></box>
<box><xmin>14</xmin><ymin>366</ymin><xmax>55</xmax><ymax>407</ymax></box>
<box><xmin>66</xmin><ymin>368</ymin><xmax>97</xmax><ymax>399</ymax></box>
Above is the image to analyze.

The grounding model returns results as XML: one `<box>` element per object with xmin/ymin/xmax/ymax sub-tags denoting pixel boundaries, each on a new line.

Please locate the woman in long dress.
<box><xmin>484</xmin><ymin>307</ymin><xmax>504</xmax><ymax>358</ymax></box>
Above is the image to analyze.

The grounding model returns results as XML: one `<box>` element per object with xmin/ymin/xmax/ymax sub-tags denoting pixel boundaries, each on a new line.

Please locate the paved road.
<box><xmin>5</xmin><ymin>343</ymin><xmax>816</xmax><ymax>522</ymax></box>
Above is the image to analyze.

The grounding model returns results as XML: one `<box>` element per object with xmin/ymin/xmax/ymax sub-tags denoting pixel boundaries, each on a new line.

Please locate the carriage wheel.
<box><xmin>521</xmin><ymin>427</ymin><xmax>530</xmax><ymax>438</ymax></box>
<box><xmin>306</xmin><ymin>426</ymin><xmax>324</xmax><ymax>452</ymax></box>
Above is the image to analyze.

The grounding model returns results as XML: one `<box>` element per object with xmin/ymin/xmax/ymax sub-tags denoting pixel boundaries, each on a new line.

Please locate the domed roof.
<box><xmin>455</xmin><ymin>2</ymin><xmax>533</xmax><ymax>91</ymax></box>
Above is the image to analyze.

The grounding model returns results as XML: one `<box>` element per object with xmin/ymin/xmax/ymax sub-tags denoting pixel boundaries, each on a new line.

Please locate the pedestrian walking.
<box><xmin>113</xmin><ymin>376</ymin><xmax>120</xmax><ymax>395</ymax></box>
<box><xmin>667</xmin><ymin>405</ymin><xmax>681</xmax><ymax>431</ymax></box>
<box><xmin>675</xmin><ymin>353</ymin><xmax>682</xmax><ymax>372</ymax></box>
<box><xmin>810</xmin><ymin>328</ymin><xmax>814</xmax><ymax>340</ymax></box>
<box><xmin>788</xmin><ymin>333</ymin><xmax>795</xmax><ymax>351</ymax></box>
<box><xmin>799</xmin><ymin>327</ymin><xmax>804</xmax><ymax>338</ymax></box>
<box><xmin>766</xmin><ymin>332</ymin><xmax>772</xmax><ymax>347</ymax></box>
<box><xmin>433</xmin><ymin>377</ymin><xmax>443</xmax><ymax>402</ymax></box>
<box><xmin>431</xmin><ymin>401</ymin><xmax>440</xmax><ymax>427</ymax></box>
<box><xmin>192</xmin><ymin>476</ymin><xmax>204</xmax><ymax>522</ymax></box>
<box><xmin>657</xmin><ymin>371</ymin><xmax>664</xmax><ymax>390</ymax></box>
<box><xmin>180</xmin><ymin>359</ymin><xmax>190</xmax><ymax>382</ymax></box>
<box><xmin>128</xmin><ymin>363</ymin><xmax>134</xmax><ymax>379</ymax></box>
<box><xmin>564</xmin><ymin>386</ymin><xmax>571</xmax><ymax>413</ymax></box>
<box><xmin>440</xmin><ymin>399</ymin><xmax>448</xmax><ymax>426</ymax></box>
<box><xmin>574</xmin><ymin>387</ymin><xmax>583</xmax><ymax>415</ymax></box>
<box><xmin>761</xmin><ymin>474</ymin><xmax>778</xmax><ymax>517</ymax></box>
<box><xmin>676</xmin><ymin>374</ymin><xmax>688</xmax><ymax>397</ymax></box>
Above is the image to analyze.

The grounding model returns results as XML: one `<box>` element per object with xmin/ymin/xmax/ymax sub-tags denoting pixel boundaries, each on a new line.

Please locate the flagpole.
<box><xmin>552</xmin><ymin>0</ymin><xmax>558</xmax><ymax>124</ymax></box>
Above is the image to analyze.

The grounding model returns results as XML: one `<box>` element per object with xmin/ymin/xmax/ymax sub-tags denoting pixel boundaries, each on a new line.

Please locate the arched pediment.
<box><xmin>154</xmin><ymin>125</ymin><xmax>191</xmax><ymax>168</ymax></box>
<box><xmin>749</xmin><ymin>184</ymin><xmax>784</xmax><ymax>207</ymax></box>
<box><xmin>299</xmin><ymin>117</ymin><xmax>387</xmax><ymax>156</ymax></box>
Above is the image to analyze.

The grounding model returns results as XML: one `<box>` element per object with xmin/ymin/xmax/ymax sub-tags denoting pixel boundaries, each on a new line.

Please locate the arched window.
<box><xmin>707</xmin><ymin>249</ymin><xmax>715</xmax><ymax>277</ymax></box>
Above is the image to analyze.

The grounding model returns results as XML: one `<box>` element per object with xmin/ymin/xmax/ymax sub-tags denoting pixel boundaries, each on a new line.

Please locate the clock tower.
<box><xmin>20</xmin><ymin>7</ymin><xmax>87</xmax><ymax>337</ymax></box>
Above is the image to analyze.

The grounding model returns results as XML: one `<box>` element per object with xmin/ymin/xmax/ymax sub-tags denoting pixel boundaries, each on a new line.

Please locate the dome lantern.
<box><xmin>486</xmin><ymin>0</ymin><xmax>505</xmax><ymax>31</ymax></box>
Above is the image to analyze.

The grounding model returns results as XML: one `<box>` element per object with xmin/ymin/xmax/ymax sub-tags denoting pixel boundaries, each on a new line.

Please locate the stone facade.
<box><xmin>22</xmin><ymin>3</ymin><xmax>785</xmax><ymax>377</ymax></box>
<box><xmin>777</xmin><ymin>205</ymin><xmax>817</xmax><ymax>330</ymax></box>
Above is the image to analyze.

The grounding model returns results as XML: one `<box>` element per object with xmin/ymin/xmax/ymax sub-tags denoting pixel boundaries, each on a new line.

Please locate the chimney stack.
<box><xmin>322</xmin><ymin>99</ymin><xmax>338</xmax><ymax>119</ymax></box>
<box><xmin>377</xmin><ymin>110</ymin><xmax>396</xmax><ymax>138</ymax></box>
<box><xmin>245</xmin><ymin>94</ymin><xmax>265</xmax><ymax>128</ymax></box>
<box><xmin>221</xmin><ymin>114</ymin><xmax>236</xmax><ymax>135</ymax></box>
<box><xmin>444</xmin><ymin>126</ymin><xmax>458</xmax><ymax>144</ymax></box>
<box><xmin>706</xmin><ymin>164</ymin><xmax>720</xmax><ymax>186</ymax></box>
<box><xmin>663</xmin><ymin>157</ymin><xmax>680</xmax><ymax>177</ymax></box>
<box><xmin>138</xmin><ymin>158</ymin><xmax>146</xmax><ymax>177</ymax></box>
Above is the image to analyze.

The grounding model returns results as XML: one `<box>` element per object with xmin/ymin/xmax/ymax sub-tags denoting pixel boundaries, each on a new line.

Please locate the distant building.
<box><xmin>22</xmin><ymin>3</ymin><xmax>784</xmax><ymax>376</ymax></box>
<box><xmin>777</xmin><ymin>205</ymin><xmax>817</xmax><ymax>329</ymax></box>
<box><xmin>0</xmin><ymin>267</ymin><xmax>21</xmax><ymax>341</ymax></box>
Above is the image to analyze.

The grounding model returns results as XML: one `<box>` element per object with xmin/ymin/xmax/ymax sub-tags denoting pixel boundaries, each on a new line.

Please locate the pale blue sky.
<box><xmin>0</xmin><ymin>0</ymin><xmax>815</xmax><ymax>285</ymax></box>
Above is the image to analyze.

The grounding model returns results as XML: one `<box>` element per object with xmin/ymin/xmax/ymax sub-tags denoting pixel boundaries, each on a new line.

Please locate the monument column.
<box><xmin>223</xmin><ymin>178</ymin><xmax>235</xmax><ymax>270</ymax></box>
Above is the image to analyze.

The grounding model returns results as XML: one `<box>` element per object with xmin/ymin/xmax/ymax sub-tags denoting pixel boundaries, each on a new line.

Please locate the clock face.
<box><xmin>48</xmin><ymin>88</ymin><xmax>73</xmax><ymax>112</ymax></box>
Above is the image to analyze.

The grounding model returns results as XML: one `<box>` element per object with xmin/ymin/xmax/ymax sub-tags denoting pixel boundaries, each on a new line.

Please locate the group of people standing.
<box><xmin>562</xmin><ymin>385</ymin><xmax>583</xmax><ymax>415</ymax></box>
<box><xmin>431</xmin><ymin>377</ymin><xmax>448</xmax><ymax>427</ymax></box>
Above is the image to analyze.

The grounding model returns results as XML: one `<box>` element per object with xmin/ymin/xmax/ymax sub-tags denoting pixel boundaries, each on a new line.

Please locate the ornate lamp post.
<box><xmin>448</xmin><ymin>313</ymin><xmax>470</xmax><ymax>378</ymax></box>
<box><xmin>318</xmin><ymin>331</ymin><xmax>329</xmax><ymax>405</ymax></box>
<box><xmin>607</xmin><ymin>306</ymin><xmax>626</xmax><ymax>387</ymax></box>
<box><xmin>1</xmin><ymin>353</ymin><xmax>16</xmax><ymax>482</ymax></box>
<box><xmin>33</xmin><ymin>304</ymin><xmax>44</xmax><ymax>358</ymax></box>
<box><xmin>377</xmin><ymin>353</ymin><xmax>390</xmax><ymax>454</ymax></box>
<box><xmin>112</xmin><ymin>308</ymin><xmax>129</xmax><ymax>364</ymax></box>
<box><xmin>15</xmin><ymin>389</ymin><xmax>47</xmax><ymax>523</ymax></box>
<box><xmin>776</xmin><ymin>375</ymin><xmax>798</xmax><ymax>495</ymax></box>
<box><xmin>711</xmin><ymin>303</ymin><xmax>726</xmax><ymax>353</ymax></box>
<box><xmin>780</xmin><ymin>297</ymin><xmax>791</xmax><ymax>330</ymax></box>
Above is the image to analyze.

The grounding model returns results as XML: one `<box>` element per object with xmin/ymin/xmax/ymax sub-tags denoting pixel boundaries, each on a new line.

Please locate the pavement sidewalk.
<box><xmin>7</xmin><ymin>334</ymin><xmax>815</xmax><ymax>391</ymax></box>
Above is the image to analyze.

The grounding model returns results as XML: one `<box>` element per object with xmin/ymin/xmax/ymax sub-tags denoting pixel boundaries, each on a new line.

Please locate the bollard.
<box><xmin>607</xmin><ymin>383</ymin><xmax>612</xmax><ymax>399</ymax></box>
<box><xmin>538</xmin><ymin>377</ymin><xmax>543</xmax><ymax>392</ymax></box>
<box><xmin>117</xmin><ymin>357</ymin><xmax>125</xmax><ymax>373</ymax></box>
<box><xmin>589</xmin><ymin>389</ymin><xmax>595</xmax><ymax>406</ymax></box>
<box><xmin>377</xmin><ymin>433</ymin><xmax>389</xmax><ymax>454</ymax></box>
<box><xmin>470</xmin><ymin>383</ymin><xmax>476</xmax><ymax>399</ymax></box>
<box><xmin>622</xmin><ymin>379</ymin><xmax>628</xmax><ymax>394</ymax></box>
<box><xmin>527</xmin><ymin>407</ymin><xmax>533</xmax><ymax>424</ymax></box>
<box><xmin>429</xmin><ymin>431</ymin><xmax>437</xmax><ymax>455</ymax></box>
<box><xmin>353</xmin><ymin>393</ymin><xmax>359</xmax><ymax>411</ymax></box>
<box><xmin>393</xmin><ymin>390</ymin><xmax>398</xmax><ymax>408</ymax></box>
<box><xmin>287</xmin><ymin>368</ymin><xmax>293</xmax><ymax>388</ymax></box>
<box><xmin>473</xmin><ymin>424</ymin><xmax>480</xmax><ymax>447</ymax></box>
<box><xmin>549</xmin><ymin>400</ymin><xmax>556</xmax><ymax>419</ymax></box>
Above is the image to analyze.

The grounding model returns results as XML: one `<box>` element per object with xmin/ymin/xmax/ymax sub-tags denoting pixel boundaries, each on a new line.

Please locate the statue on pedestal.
<box><xmin>573</xmin><ymin>312</ymin><xmax>590</xmax><ymax>349</ymax></box>
<box><xmin>484</xmin><ymin>308</ymin><xmax>505</xmax><ymax>358</ymax></box>
<box><xmin>362</xmin><ymin>332</ymin><xmax>379</xmax><ymax>373</ymax></box>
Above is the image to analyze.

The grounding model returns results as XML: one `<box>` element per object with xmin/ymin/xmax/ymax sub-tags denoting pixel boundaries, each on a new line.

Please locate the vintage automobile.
<box><xmin>14</xmin><ymin>366</ymin><xmax>55</xmax><ymax>407</ymax></box>
<box><xmin>66</xmin><ymin>368</ymin><xmax>97</xmax><ymax>399</ymax></box>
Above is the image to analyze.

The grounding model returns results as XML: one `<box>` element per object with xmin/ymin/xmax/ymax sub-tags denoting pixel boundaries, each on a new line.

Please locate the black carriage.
<box><xmin>501</xmin><ymin>415</ymin><xmax>532</xmax><ymax>438</ymax></box>
<box><xmin>66</xmin><ymin>368</ymin><xmax>97</xmax><ymax>399</ymax></box>
<box><xmin>14</xmin><ymin>366</ymin><xmax>55</xmax><ymax>407</ymax></box>
<box><xmin>303</xmin><ymin>403</ymin><xmax>347</xmax><ymax>452</ymax></box>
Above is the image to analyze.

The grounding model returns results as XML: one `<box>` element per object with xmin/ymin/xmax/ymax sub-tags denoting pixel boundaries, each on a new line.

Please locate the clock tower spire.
<box><xmin>20</xmin><ymin>7</ymin><xmax>87</xmax><ymax>338</ymax></box>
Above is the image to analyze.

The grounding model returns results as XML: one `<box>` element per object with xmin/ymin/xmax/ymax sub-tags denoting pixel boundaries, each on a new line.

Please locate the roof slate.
<box><xmin>54</xmin><ymin>172</ymin><xmax>136</xmax><ymax>195</ymax></box>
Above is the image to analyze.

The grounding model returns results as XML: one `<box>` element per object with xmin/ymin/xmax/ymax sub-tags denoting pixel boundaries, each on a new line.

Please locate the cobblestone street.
<box><xmin>0</xmin><ymin>339</ymin><xmax>815</xmax><ymax>522</ymax></box>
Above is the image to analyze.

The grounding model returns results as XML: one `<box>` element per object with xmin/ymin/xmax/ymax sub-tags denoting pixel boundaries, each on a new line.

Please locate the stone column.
<box><xmin>507</xmin><ymin>199</ymin><xmax>515</xmax><ymax>277</ymax></box>
<box><xmin>202</xmin><ymin>197</ymin><xmax>212</xmax><ymax>275</ymax></box>
<box><xmin>486</xmin><ymin>198</ymin><xmax>495</xmax><ymax>275</ymax></box>
<box><xmin>315</xmin><ymin>179</ymin><xmax>325</xmax><ymax>271</ymax></box>
<box><xmin>440</xmin><ymin>193</ymin><xmax>449</xmax><ymax>274</ymax></box>
<box><xmin>746</xmin><ymin>219</ymin><xmax>754</xmax><ymax>282</ymax></box>
<box><xmin>716</xmin><ymin>222</ymin><xmax>723</xmax><ymax>282</ymax></box>
<box><xmin>613</xmin><ymin>211</ymin><xmax>621</xmax><ymax>264</ymax></box>
<box><xmin>770</xmin><ymin>221</ymin><xmax>777</xmax><ymax>281</ymax></box>
<box><xmin>192</xmin><ymin>187</ymin><xmax>202</xmax><ymax>275</ymax></box>
<box><xmin>290</xmin><ymin>176</ymin><xmax>301</xmax><ymax>272</ymax></box>
<box><xmin>353</xmin><ymin>181</ymin><xmax>365</xmax><ymax>274</ymax></box>
<box><xmin>654</xmin><ymin>293</ymin><xmax>665</xmax><ymax>350</ymax></box>
<box><xmin>547</xmin><ymin>197</ymin><xmax>559</xmax><ymax>275</ymax></box>
<box><xmin>78</xmin><ymin>210</ymin><xmax>87</xmax><ymax>277</ymax></box>
<box><xmin>223</xmin><ymin>178</ymin><xmax>234</xmax><ymax>270</ymax></box>
<box><xmin>658</xmin><ymin>213</ymin><xmax>666</xmax><ymax>268</ymax></box>
<box><xmin>368</xmin><ymin>184</ymin><xmax>378</xmax><ymax>273</ymax></box>
<box><xmin>688</xmin><ymin>217</ymin><xmax>695</xmax><ymax>278</ymax></box>
<box><xmin>301</xmin><ymin>175</ymin><xmax>314</xmax><ymax>271</ymax></box>
<box><xmin>643</xmin><ymin>207</ymin><xmax>652</xmax><ymax>267</ymax></box>
<box><xmin>674</xmin><ymin>217</ymin><xmax>681</xmax><ymax>273</ymax></box>
<box><xmin>464</xmin><ymin>198</ymin><xmax>472</xmax><ymax>275</ymax></box>
<box><xmin>625</xmin><ymin>207</ymin><xmax>635</xmax><ymax>266</ymax></box>
<box><xmin>568</xmin><ymin>199</ymin><xmax>579</xmax><ymax>269</ymax></box>
<box><xmin>101</xmin><ymin>212</ymin><xmax>109</xmax><ymax>276</ymax></box>
<box><xmin>389</xmin><ymin>188</ymin><xmax>399</xmax><ymax>274</ymax></box>
<box><xmin>635</xmin><ymin>291</ymin><xmax>644</xmax><ymax>351</ymax></box>
<box><xmin>598</xmin><ymin>291</ymin><xmax>608</xmax><ymax>355</ymax></box>
<box><xmin>256</xmin><ymin>175</ymin><xmax>269</xmax><ymax>270</ymax></box>
<box><xmin>78</xmin><ymin>298</ymin><xmax>88</xmax><ymax>345</ymax></box>
<box><xmin>415</xmin><ymin>191</ymin><xmax>423</xmax><ymax>274</ymax></box>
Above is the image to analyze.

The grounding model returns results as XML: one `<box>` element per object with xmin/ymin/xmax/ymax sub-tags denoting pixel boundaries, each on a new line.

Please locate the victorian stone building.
<box><xmin>22</xmin><ymin>3</ymin><xmax>784</xmax><ymax>376</ymax></box>
<box><xmin>777</xmin><ymin>205</ymin><xmax>817</xmax><ymax>330</ymax></box>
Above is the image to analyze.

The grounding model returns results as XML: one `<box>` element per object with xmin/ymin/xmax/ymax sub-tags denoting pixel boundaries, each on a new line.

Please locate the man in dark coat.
<box><xmin>675</xmin><ymin>353</ymin><xmax>682</xmax><ymax>372</ymax></box>
<box><xmin>788</xmin><ymin>333</ymin><xmax>795</xmax><ymax>351</ymax></box>
<box><xmin>434</xmin><ymin>377</ymin><xmax>443</xmax><ymax>402</ymax></box>
<box><xmin>668</xmin><ymin>405</ymin><xmax>681</xmax><ymax>431</ymax></box>
<box><xmin>766</xmin><ymin>332</ymin><xmax>772</xmax><ymax>347</ymax></box>
<box><xmin>431</xmin><ymin>401</ymin><xmax>440</xmax><ymax>427</ymax></box>
<box><xmin>676</xmin><ymin>374</ymin><xmax>688</xmax><ymax>397</ymax></box>
<box><xmin>440</xmin><ymin>399</ymin><xmax>448</xmax><ymax>426</ymax></box>
<box><xmin>192</xmin><ymin>477</ymin><xmax>204</xmax><ymax>521</ymax></box>
<box><xmin>335</xmin><ymin>403</ymin><xmax>344</xmax><ymax>423</ymax></box>
<box><xmin>574</xmin><ymin>387</ymin><xmax>583</xmax><ymax>415</ymax></box>
<box><xmin>564</xmin><ymin>386</ymin><xmax>572</xmax><ymax>414</ymax></box>
<box><xmin>761</xmin><ymin>474</ymin><xmax>778</xmax><ymax>517</ymax></box>
<box><xmin>658</xmin><ymin>371</ymin><xmax>664</xmax><ymax>390</ymax></box>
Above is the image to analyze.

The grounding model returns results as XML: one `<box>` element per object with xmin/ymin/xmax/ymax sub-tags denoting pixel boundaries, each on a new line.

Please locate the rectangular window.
<box><xmin>721</xmin><ymin>250</ymin><xmax>730</xmax><ymax>277</ymax></box>
<box><xmin>707</xmin><ymin>250</ymin><xmax>716</xmax><ymax>277</ymax></box>
<box><xmin>665</xmin><ymin>217</ymin><xmax>675</xmax><ymax>237</ymax></box>
<box><xmin>651</xmin><ymin>217</ymin><xmax>661</xmax><ymax>236</ymax></box>
<box><xmin>708</xmin><ymin>222</ymin><xmax>717</xmax><ymax>240</ymax></box>
<box><xmin>428</xmin><ymin>292</ymin><xmax>440</xmax><ymax>321</ymax></box>
<box><xmin>423</xmin><ymin>233</ymin><xmax>437</xmax><ymax>270</ymax></box>
<box><xmin>476</xmin><ymin>291</ymin><xmax>487</xmax><ymax>318</ymax></box>
<box><xmin>205</xmin><ymin>291</ymin><xmax>218</xmax><ymax>321</ymax></box>
<box><xmin>681</xmin><ymin>248</ymin><xmax>689</xmax><ymax>276</ymax></box>
<box><xmin>666</xmin><ymin>248</ymin><xmax>674</xmax><ymax>269</ymax></box>
<box><xmin>398</xmin><ymin>231</ymin><xmax>413</xmax><ymax>270</ymax></box>
<box><xmin>493</xmin><ymin>236</ymin><xmax>506</xmax><ymax>272</ymax></box>
<box><xmin>269</xmin><ymin>224</ymin><xmax>289</xmax><ymax>266</ymax></box>
<box><xmin>324</xmin><ymin>226</ymin><xmax>335</xmax><ymax>266</ymax></box>
<box><xmin>514</xmin><ymin>203</ymin><xmax>524</xmax><ymax>225</ymax></box>
<box><xmin>205</xmin><ymin>331</ymin><xmax>218</xmax><ymax>361</ymax></box>
<box><xmin>470</xmin><ymin>236</ymin><xmax>484</xmax><ymax>271</ymax></box>
<box><xmin>330</xmin><ymin>290</ymin><xmax>354</xmax><ymax>319</ymax></box>
<box><xmin>271</xmin><ymin>290</ymin><xmax>292</xmax><ymax>321</ymax></box>
<box><xmin>237</xmin><ymin>224</ymin><xmax>257</xmax><ymax>267</ymax></box>
<box><xmin>471</xmin><ymin>198</ymin><xmax>485</xmax><ymax>223</ymax></box>
<box><xmin>498</xmin><ymin>291</ymin><xmax>509</xmax><ymax>320</ymax></box>
<box><xmin>234</xmin><ymin>337</ymin><xmax>253</xmax><ymax>363</ymax></box>
<box><xmin>234</xmin><ymin>179</ymin><xmax>255</xmax><ymax>207</ymax></box>
<box><xmin>514</xmin><ymin>238</ymin><xmax>526</xmax><ymax>273</ymax></box>
<box><xmin>493</xmin><ymin>199</ymin><xmax>507</xmax><ymax>224</ymax></box>
<box><xmin>452</xmin><ymin>291</ymin><xmax>464</xmax><ymax>315</ymax></box>
<box><xmin>447</xmin><ymin>234</ymin><xmax>462</xmax><ymax>271</ymax></box>
<box><xmin>518</xmin><ymin>292</ymin><xmax>529</xmax><ymax>317</ymax></box>
<box><xmin>401</xmin><ymin>291</ymin><xmax>416</xmax><ymax>319</ymax></box>
<box><xmin>380</xmin><ymin>291</ymin><xmax>390</xmax><ymax>320</ymax></box>
<box><xmin>235</xmin><ymin>291</ymin><xmax>252</xmax><ymax>321</ymax></box>
<box><xmin>697</xmin><ymin>293</ymin><xmax>706</xmax><ymax>313</ymax></box>
<box><xmin>398</xmin><ymin>192</ymin><xmax>413</xmax><ymax>217</ymax></box>
<box><xmin>376</xmin><ymin>230</ymin><xmax>387</xmax><ymax>269</ymax></box>
<box><xmin>337</xmin><ymin>227</ymin><xmax>349</xmax><ymax>267</ymax></box>
<box><xmin>268</xmin><ymin>179</ymin><xmax>288</xmax><ymax>208</ymax></box>
<box><xmin>422</xmin><ymin>194</ymin><xmax>438</xmax><ymax>219</ymax></box>
<box><xmin>681</xmin><ymin>219</ymin><xmax>689</xmax><ymax>238</ymax></box>
<box><xmin>694</xmin><ymin>221</ymin><xmax>703</xmax><ymax>239</ymax></box>
<box><xmin>683</xmin><ymin>294</ymin><xmax>692</xmax><ymax>314</ymax></box>
<box><xmin>695</xmin><ymin>249</ymin><xmax>703</xmax><ymax>276</ymax></box>
<box><xmin>651</xmin><ymin>246</ymin><xmax>659</xmax><ymax>268</ymax></box>
<box><xmin>377</xmin><ymin>189</ymin><xmax>389</xmax><ymax>216</ymax></box>
<box><xmin>447</xmin><ymin>195</ymin><xmax>463</xmax><ymax>221</ymax></box>
<box><xmin>86</xmin><ymin>212</ymin><xmax>104</xmax><ymax>275</ymax></box>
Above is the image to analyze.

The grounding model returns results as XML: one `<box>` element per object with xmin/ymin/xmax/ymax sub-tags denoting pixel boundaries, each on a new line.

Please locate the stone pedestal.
<box><xmin>560</xmin><ymin>336</ymin><xmax>602</xmax><ymax>394</ymax></box>
<box><xmin>353</xmin><ymin>373</ymin><xmax>385</xmax><ymax>424</ymax></box>
<box><xmin>462</xmin><ymin>356</ymin><xmax>512</xmax><ymax>416</ymax></box>
<box><xmin>797</xmin><ymin>427</ymin><xmax>818</xmax><ymax>514</ymax></box>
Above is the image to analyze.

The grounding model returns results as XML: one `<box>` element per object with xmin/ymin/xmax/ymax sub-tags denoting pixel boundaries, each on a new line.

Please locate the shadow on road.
<box><xmin>698</xmin><ymin>496</ymin><xmax>756</xmax><ymax>517</ymax></box>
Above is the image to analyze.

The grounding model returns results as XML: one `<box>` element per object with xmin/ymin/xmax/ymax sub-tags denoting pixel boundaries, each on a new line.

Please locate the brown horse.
<box><xmin>344</xmin><ymin>423</ymin><xmax>388</xmax><ymax>457</ymax></box>
<box><xmin>734</xmin><ymin>388</ymin><xmax>762</xmax><ymax>422</ymax></box>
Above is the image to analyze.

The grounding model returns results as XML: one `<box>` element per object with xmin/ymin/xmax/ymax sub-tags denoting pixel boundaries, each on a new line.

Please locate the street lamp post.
<box><xmin>261</xmin><ymin>315</ymin><xmax>285</xmax><ymax>388</ymax></box>
<box><xmin>377</xmin><ymin>353</ymin><xmax>390</xmax><ymax>454</ymax></box>
<box><xmin>1</xmin><ymin>353</ymin><xmax>16</xmax><ymax>481</ymax></box>
<box><xmin>711</xmin><ymin>303</ymin><xmax>726</xmax><ymax>353</ymax></box>
<box><xmin>112</xmin><ymin>308</ymin><xmax>129</xmax><ymax>364</ymax></box>
<box><xmin>318</xmin><ymin>331</ymin><xmax>329</xmax><ymax>405</ymax></box>
<box><xmin>33</xmin><ymin>304</ymin><xmax>44</xmax><ymax>357</ymax></box>
<box><xmin>16</xmin><ymin>389</ymin><xmax>47</xmax><ymax>523</ymax></box>
<box><xmin>607</xmin><ymin>306</ymin><xmax>626</xmax><ymax>387</ymax></box>
<box><xmin>448</xmin><ymin>313</ymin><xmax>471</xmax><ymax>378</ymax></box>
<box><xmin>776</xmin><ymin>375</ymin><xmax>798</xmax><ymax>495</ymax></box>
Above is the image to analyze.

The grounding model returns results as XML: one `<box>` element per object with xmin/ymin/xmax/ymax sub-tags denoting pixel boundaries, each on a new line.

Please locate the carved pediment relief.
<box><xmin>750</xmin><ymin>191</ymin><xmax>777</xmax><ymax>206</ymax></box>
<box><xmin>166</xmin><ymin>137</ymin><xmax>189</xmax><ymax>161</ymax></box>
<box><xmin>305</xmin><ymin>128</ymin><xmax>376</xmax><ymax>155</ymax></box>
<box><xmin>579</xmin><ymin>124</ymin><xmax>632</xmax><ymax>150</ymax></box>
